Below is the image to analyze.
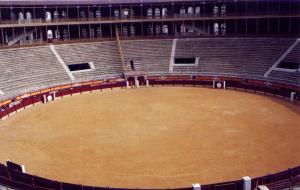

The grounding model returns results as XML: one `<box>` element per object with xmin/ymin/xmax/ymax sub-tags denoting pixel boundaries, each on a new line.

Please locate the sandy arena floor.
<box><xmin>0</xmin><ymin>87</ymin><xmax>299</xmax><ymax>188</ymax></box>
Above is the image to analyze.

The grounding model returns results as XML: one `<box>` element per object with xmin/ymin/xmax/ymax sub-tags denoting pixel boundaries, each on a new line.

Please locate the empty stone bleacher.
<box><xmin>0</xmin><ymin>38</ymin><xmax>299</xmax><ymax>101</ymax></box>
<box><xmin>173</xmin><ymin>38</ymin><xmax>295</xmax><ymax>78</ymax></box>
<box><xmin>0</xmin><ymin>46</ymin><xmax>71</xmax><ymax>100</ymax></box>
<box><xmin>282</xmin><ymin>43</ymin><xmax>300</xmax><ymax>63</ymax></box>
<box><xmin>267</xmin><ymin>40</ymin><xmax>300</xmax><ymax>84</ymax></box>
<box><xmin>268</xmin><ymin>70</ymin><xmax>300</xmax><ymax>85</ymax></box>
<box><xmin>54</xmin><ymin>41</ymin><xmax>123</xmax><ymax>82</ymax></box>
<box><xmin>121</xmin><ymin>39</ymin><xmax>173</xmax><ymax>74</ymax></box>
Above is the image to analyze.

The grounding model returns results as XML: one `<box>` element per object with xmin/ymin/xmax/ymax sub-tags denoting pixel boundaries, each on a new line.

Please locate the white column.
<box><xmin>126</xmin><ymin>80</ymin><xmax>130</xmax><ymax>88</ymax></box>
<box><xmin>146</xmin><ymin>80</ymin><xmax>149</xmax><ymax>87</ymax></box>
<box><xmin>192</xmin><ymin>183</ymin><xmax>201</xmax><ymax>190</ymax></box>
<box><xmin>223</xmin><ymin>81</ymin><xmax>226</xmax><ymax>90</ymax></box>
<box><xmin>21</xmin><ymin>165</ymin><xmax>26</xmax><ymax>173</ymax></box>
<box><xmin>135</xmin><ymin>77</ymin><xmax>139</xmax><ymax>88</ymax></box>
<box><xmin>213</xmin><ymin>80</ymin><xmax>215</xmax><ymax>88</ymax></box>
<box><xmin>243</xmin><ymin>176</ymin><xmax>251</xmax><ymax>190</ymax></box>
<box><xmin>43</xmin><ymin>94</ymin><xmax>46</xmax><ymax>103</ymax></box>
<box><xmin>290</xmin><ymin>92</ymin><xmax>296</xmax><ymax>101</ymax></box>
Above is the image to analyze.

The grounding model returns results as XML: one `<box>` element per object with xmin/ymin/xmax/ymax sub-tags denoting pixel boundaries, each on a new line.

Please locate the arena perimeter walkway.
<box><xmin>0</xmin><ymin>87</ymin><xmax>299</xmax><ymax>188</ymax></box>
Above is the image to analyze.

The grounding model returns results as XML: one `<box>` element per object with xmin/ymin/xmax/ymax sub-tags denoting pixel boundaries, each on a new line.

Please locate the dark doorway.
<box><xmin>130</xmin><ymin>60</ymin><xmax>135</xmax><ymax>71</ymax></box>
<box><xmin>137</xmin><ymin>76</ymin><xmax>146</xmax><ymax>86</ymax></box>
<box><xmin>127</xmin><ymin>76</ymin><xmax>135</xmax><ymax>86</ymax></box>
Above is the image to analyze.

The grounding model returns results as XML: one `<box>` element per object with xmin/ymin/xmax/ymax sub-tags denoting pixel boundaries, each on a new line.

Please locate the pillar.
<box><xmin>126</xmin><ymin>80</ymin><xmax>129</xmax><ymax>88</ymax></box>
<box><xmin>21</xmin><ymin>165</ymin><xmax>26</xmax><ymax>173</ymax></box>
<box><xmin>290</xmin><ymin>92</ymin><xmax>296</xmax><ymax>102</ymax></box>
<box><xmin>192</xmin><ymin>183</ymin><xmax>201</xmax><ymax>190</ymax></box>
<box><xmin>40</xmin><ymin>30</ymin><xmax>43</xmax><ymax>41</ymax></box>
<box><xmin>43</xmin><ymin>94</ymin><xmax>46</xmax><ymax>103</ymax></box>
<box><xmin>213</xmin><ymin>80</ymin><xmax>215</xmax><ymax>88</ymax></box>
<box><xmin>223</xmin><ymin>81</ymin><xmax>226</xmax><ymax>90</ymax></box>
<box><xmin>243</xmin><ymin>176</ymin><xmax>251</xmax><ymax>190</ymax></box>
<box><xmin>135</xmin><ymin>77</ymin><xmax>139</xmax><ymax>88</ymax></box>
<box><xmin>146</xmin><ymin>80</ymin><xmax>149</xmax><ymax>87</ymax></box>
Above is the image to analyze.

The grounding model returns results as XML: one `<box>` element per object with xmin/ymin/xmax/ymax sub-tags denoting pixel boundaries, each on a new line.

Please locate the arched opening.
<box><xmin>137</xmin><ymin>76</ymin><xmax>146</xmax><ymax>86</ymax></box>
<box><xmin>127</xmin><ymin>76</ymin><xmax>135</xmax><ymax>87</ymax></box>
<box><xmin>47</xmin><ymin>29</ymin><xmax>53</xmax><ymax>43</ymax></box>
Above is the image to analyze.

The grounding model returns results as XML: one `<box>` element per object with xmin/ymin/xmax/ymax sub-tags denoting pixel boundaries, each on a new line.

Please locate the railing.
<box><xmin>1</xmin><ymin>12</ymin><xmax>299</xmax><ymax>26</ymax></box>
<box><xmin>0</xmin><ymin>158</ymin><xmax>300</xmax><ymax>190</ymax></box>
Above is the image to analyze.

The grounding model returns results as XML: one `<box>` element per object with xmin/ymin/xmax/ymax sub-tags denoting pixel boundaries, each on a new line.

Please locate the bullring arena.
<box><xmin>0</xmin><ymin>0</ymin><xmax>300</xmax><ymax>189</ymax></box>
<box><xmin>0</xmin><ymin>87</ymin><xmax>300</xmax><ymax>189</ymax></box>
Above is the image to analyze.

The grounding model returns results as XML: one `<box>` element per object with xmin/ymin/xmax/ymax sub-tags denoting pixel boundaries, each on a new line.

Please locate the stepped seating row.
<box><xmin>54</xmin><ymin>41</ymin><xmax>123</xmax><ymax>82</ymax></box>
<box><xmin>0</xmin><ymin>46</ymin><xmax>71</xmax><ymax>100</ymax></box>
<box><xmin>282</xmin><ymin>42</ymin><xmax>300</xmax><ymax>63</ymax></box>
<box><xmin>121</xmin><ymin>39</ymin><xmax>173</xmax><ymax>73</ymax></box>
<box><xmin>268</xmin><ymin>41</ymin><xmax>300</xmax><ymax>84</ymax></box>
<box><xmin>268</xmin><ymin>70</ymin><xmax>300</xmax><ymax>85</ymax></box>
<box><xmin>173</xmin><ymin>38</ymin><xmax>296</xmax><ymax>78</ymax></box>
<box><xmin>0</xmin><ymin>38</ymin><xmax>299</xmax><ymax>101</ymax></box>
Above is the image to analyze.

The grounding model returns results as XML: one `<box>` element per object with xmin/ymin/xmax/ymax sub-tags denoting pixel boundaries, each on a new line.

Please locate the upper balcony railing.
<box><xmin>1</xmin><ymin>12</ymin><xmax>299</xmax><ymax>26</ymax></box>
